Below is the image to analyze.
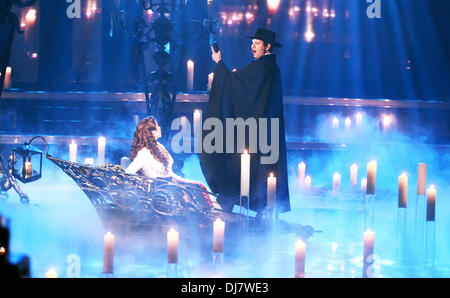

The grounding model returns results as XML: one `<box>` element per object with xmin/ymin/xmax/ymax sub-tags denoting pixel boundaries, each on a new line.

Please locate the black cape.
<box><xmin>199</xmin><ymin>54</ymin><xmax>290</xmax><ymax>213</ymax></box>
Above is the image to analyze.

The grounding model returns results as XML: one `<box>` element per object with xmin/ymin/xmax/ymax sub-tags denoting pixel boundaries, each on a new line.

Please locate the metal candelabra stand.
<box><xmin>111</xmin><ymin>0</ymin><xmax>218</xmax><ymax>174</ymax></box>
<box><xmin>0</xmin><ymin>0</ymin><xmax>37</xmax><ymax>98</ymax></box>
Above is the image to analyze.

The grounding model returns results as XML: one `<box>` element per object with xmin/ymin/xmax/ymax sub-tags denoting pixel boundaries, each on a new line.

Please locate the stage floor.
<box><xmin>1</xmin><ymin>153</ymin><xmax>449</xmax><ymax>278</ymax></box>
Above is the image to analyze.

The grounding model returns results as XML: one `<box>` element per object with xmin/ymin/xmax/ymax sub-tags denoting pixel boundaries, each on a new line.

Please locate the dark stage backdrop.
<box><xmin>6</xmin><ymin>0</ymin><xmax>450</xmax><ymax>100</ymax></box>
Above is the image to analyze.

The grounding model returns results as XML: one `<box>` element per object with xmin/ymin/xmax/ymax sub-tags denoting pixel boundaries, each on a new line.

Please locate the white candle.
<box><xmin>69</xmin><ymin>140</ymin><xmax>77</xmax><ymax>163</ymax></box>
<box><xmin>366</xmin><ymin>161</ymin><xmax>377</xmax><ymax>195</ymax></box>
<box><xmin>240</xmin><ymin>150</ymin><xmax>250</xmax><ymax>197</ymax></box>
<box><xmin>355</xmin><ymin>112</ymin><xmax>363</xmax><ymax>129</ymax></box>
<box><xmin>208</xmin><ymin>72</ymin><xmax>214</xmax><ymax>91</ymax></box>
<box><xmin>345</xmin><ymin>117</ymin><xmax>351</xmax><ymax>131</ymax></box>
<box><xmin>267</xmin><ymin>173</ymin><xmax>277</xmax><ymax>209</ymax></box>
<box><xmin>294</xmin><ymin>239</ymin><xmax>306</xmax><ymax>278</ymax></box>
<box><xmin>361</xmin><ymin>178</ymin><xmax>367</xmax><ymax>194</ymax></box>
<box><xmin>398</xmin><ymin>173</ymin><xmax>408</xmax><ymax>208</ymax></box>
<box><xmin>187</xmin><ymin>60</ymin><xmax>194</xmax><ymax>91</ymax></box>
<box><xmin>332</xmin><ymin>117</ymin><xmax>339</xmax><ymax>131</ymax></box>
<box><xmin>333</xmin><ymin>172</ymin><xmax>341</xmax><ymax>193</ymax></box>
<box><xmin>103</xmin><ymin>232</ymin><xmax>115</xmax><ymax>274</ymax></box>
<box><xmin>180</xmin><ymin>116</ymin><xmax>187</xmax><ymax>129</ymax></box>
<box><xmin>4</xmin><ymin>67</ymin><xmax>11</xmax><ymax>90</ymax></box>
<box><xmin>298</xmin><ymin>162</ymin><xmax>305</xmax><ymax>188</ymax></box>
<box><xmin>23</xmin><ymin>161</ymin><xmax>32</xmax><ymax>178</ymax></box>
<box><xmin>98</xmin><ymin>136</ymin><xmax>106</xmax><ymax>166</ymax></box>
<box><xmin>0</xmin><ymin>247</ymin><xmax>5</xmax><ymax>256</ymax></box>
<box><xmin>350</xmin><ymin>164</ymin><xmax>358</xmax><ymax>188</ymax></box>
<box><xmin>417</xmin><ymin>163</ymin><xmax>427</xmax><ymax>195</ymax></box>
<box><xmin>84</xmin><ymin>158</ymin><xmax>94</xmax><ymax>166</ymax></box>
<box><xmin>382</xmin><ymin>115</ymin><xmax>391</xmax><ymax>132</ymax></box>
<box><xmin>120</xmin><ymin>157</ymin><xmax>130</xmax><ymax>169</ymax></box>
<box><xmin>213</xmin><ymin>218</ymin><xmax>225</xmax><ymax>253</ymax></box>
<box><xmin>363</xmin><ymin>230</ymin><xmax>375</xmax><ymax>278</ymax></box>
<box><xmin>426</xmin><ymin>185</ymin><xmax>436</xmax><ymax>222</ymax></box>
<box><xmin>45</xmin><ymin>268</ymin><xmax>58</xmax><ymax>278</ymax></box>
<box><xmin>193</xmin><ymin>109</ymin><xmax>202</xmax><ymax>137</ymax></box>
<box><xmin>305</xmin><ymin>176</ymin><xmax>311</xmax><ymax>190</ymax></box>
<box><xmin>167</xmin><ymin>228</ymin><xmax>179</xmax><ymax>264</ymax></box>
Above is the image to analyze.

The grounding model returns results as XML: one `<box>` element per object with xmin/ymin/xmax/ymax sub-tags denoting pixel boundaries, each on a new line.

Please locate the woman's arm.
<box><xmin>125</xmin><ymin>151</ymin><xmax>145</xmax><ymax>174</ymax></box>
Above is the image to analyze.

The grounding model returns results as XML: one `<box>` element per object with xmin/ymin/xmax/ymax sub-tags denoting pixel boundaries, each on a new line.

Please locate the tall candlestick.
<box><xmin>366</xmin><ymin>161</ymin><xmax>377</xmax><ymax>195</ymax></box>
<box><xmin>69</xmin><ymin>140</ymin><xmax>77</xmax><ymax>163</ymax></box>
<box><xmin>208</xmin><ymin>73</ymin><xmax>214</xmax><ymax>91</ymax></box>
<box><xmin>305</xmin><ymin>176</ymin><xmax>311</xmax><ymax>190</ymax></box>
<box><xmin>4</xmin><ymin>67</ymin><xmax>11</xmax><ymax>90</ymax></box>
<box><xmin>363</xmin><ymin>230</ymin><xmax>375</xmax><ymax>278</ymax></box>
<box><xmin>350</xmin><ymin>164</ymin><xmax>358</xmax><ymax>188</ymax></box>
<box><xmin>187</xmin><ymin>60</ymin><xmax>194</xmax><ymax>91</ymax></box>
<box><xmin>298</xmin><ymin>162</ymin><xmax>305</xmax><ymax>188</ymax></box>
<box><xmin>103</xmin><ymin>232</ymin><xmax>115</xmax><ymax>274</ymax></box>
<box><xmin>398</xmin><ymin>173</ymin><xmax>408</xmax><ymax>208</ymax></box>
<box><xmin>45</xmin><ymin>268</ymin><xmax>58</xmax><ymax>278</ymax></box>
<box><xmin>267</xmin><ymin>173</ymin><xmax>276</xmax><ymax>209</ymax></box>
<box><xmin>98</xmin><ymin>136</ymin><xmax>106</xmax><ymax>166</ymax></box>
<box><xmin>294</xmin><ymin>239</ymin><xmax>306</xmax><ymax>278</ymax></box>
<box><xmin>213</xmin><ymin>218</ymin><xmax>225</xmax><ymax>253</ymax></box>
<box><xmin>417</xmin><ymin>163</ymin><xmax>427</xmax><ymax>195</ymax></box>
<box><xmin>240</xmin><ymin>150</ymin><xmax>250</xmax><ymax>197</ymax></box>
<box><xmin>426</xmin><ymin>186</ymin><xmax>436</xmax><ymax>222</ymax></box>
<box><xmin>193</xmin><ymin>109</ymin><xmax>202</xmax><ymax>138</ymax></box>
<box><xmin>167</xmin><ymin>228</ymin><xmax>179</xmax><ymax>264</ymax></box>
<box><xmin>333</xmin><ymin>172</ymin><xmax>341</xmax><ymax>193</ymax></box>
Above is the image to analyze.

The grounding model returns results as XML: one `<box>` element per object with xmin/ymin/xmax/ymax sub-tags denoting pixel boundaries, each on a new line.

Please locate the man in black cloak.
<box><xmin>199</xmin><ymin>28</ymin><xmax>290</xmax><ymax>215</ymax></box>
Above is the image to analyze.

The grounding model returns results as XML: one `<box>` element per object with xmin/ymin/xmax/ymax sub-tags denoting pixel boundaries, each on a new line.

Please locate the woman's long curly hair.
<box><xmin>130</xmin><ymin>116</ymin><xmax>169</xmax><ymax>174</ymax></box>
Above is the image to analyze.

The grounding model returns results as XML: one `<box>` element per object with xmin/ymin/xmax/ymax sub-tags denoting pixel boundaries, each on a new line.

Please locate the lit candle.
<box><xmin>398</xmin><ymin>173</ymin><xmax>408</xmax><ymax>208</ymax></box>
<box><xmin>193</xmin><ymin>109</ymin><xmax>202</xmax><ymax>137</ymax></box>
<box><xmin>363</xmin><ymin>230</ymin><xmax>375</xmax><ymax>278</ymax></box>
<box><xmin>332</xmin><ymin>117</ymin><xmax>339</xmax><ymax>131</ymax></box>
<box><xmin>298</xmin><ymin>162</ymin><xmax>305</xmax><ymax>188</ymax></box>
<box><xmin>294</xmin><ymin>239</ymin><xmax>306</xmax><ymax>278</ymax></box>
<box><xmin>361</xmin><ymin>178</ymin><xmax>367</xmax><ymax>195</ymax></box>
<box><xmin>382</xmin><ymin>115</ymin><xmax>391</xmax><ymax>132</ymax></box>
<box><xmin>355</xmin><ymin>113</ymin><xmax>363</xmax><ymax>129</ymax></box>
<box><xmin>417</xmin><ymin>163</ymin><xmax>427</xmax><ymax>195</ymax></box>
<box><xmin>98</xmin><ymin>136</ymin><xmax>106</xmax><ymax>166</ymax></box>
<box><xmin>267</xmin><ymin>173</ymin><xmax>276</xmax><ymax>209</ymax></box>
<box><xmin>45</xmin><ymin>268</ymin><xmax>58</xmax><ymax>278</ymax></box>
<box><xmin>213</xmin><ymin>218</ymin><xmax>225</xmax><ymax>253</ymax></box>
<box><xmin>333</xmin><ymin>172</ymin><xmax>341</xmax><ymax>193</ymax></box>
<box><xmin>103</xmin><ymin>232</ymin><xmax>115</xmax><ymax>274</ymax></box>
<box><xmin>167</xmin><ymin>228</ymin><xmax>179</xmax><ymax>264</ymax></box>
<box><xmin>4</xmin><ymin>67</ymin><xmax>11</xmax><ymax>90</ymax></box>
<box><xmin>426</xmin><ymin>186</ymin><xmax>436</xmax><ymax>222</ymax></box>
<box><xmin>350</xmin><ymin>164</ymin><xmax>358</xmax><ymax>188</ymax></box>
<box><xmin>366</xmin><ymin>161</ymin><xmax>377</xmax><ymax>195</ymax></box>
<box><xmin>240</xmin><ymin>150</ymin><xmax>250</xmax><ymax>197</ymax></box>
<box><xmin>345</xmin><ymin>117</ymin><xmax>351</xmax><ymax>131</ymax></box>
<box><xmin>120</xmin><ymin>157</ymin><xmax>130</xmax><ymax>169</ymax></box>
<box><xmin>0</xmin><ymin>247</ymin><xmax>6</xmax><ymax>256</ymax></box>
<box><xmin>187</xmin><ymin>60</ymin><xmax>194</xmax><ymax>91</ymax></box>
<box><xmin>69</xmin><ymin>140</ymin><xmax>77</xmax><ymax>163</ymax></box>
<box><xmin>23</xmin><ymin>161</ymin><xmax>32</xmax><ymax>178</ymax></box>
<box><xmin>208</xmin><ymin>73</ymin><xmax>214</xmax><ymax>91</ymax></box>
<box><xmin>84</xmin><ymin>158</ymin><xmax>94</xmax><ymax>166</ymax></box>
<box><xmin>305</xmin><ymin>176</ymin><xmax>311</xmax><ymax>190</ymax></box>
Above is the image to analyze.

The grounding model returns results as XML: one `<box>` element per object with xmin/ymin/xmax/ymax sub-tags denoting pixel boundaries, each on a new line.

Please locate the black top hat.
<box><xmin>246</xmin><ymin>28</ymin><xmax>282</xmax><ymax>48</ymax></box>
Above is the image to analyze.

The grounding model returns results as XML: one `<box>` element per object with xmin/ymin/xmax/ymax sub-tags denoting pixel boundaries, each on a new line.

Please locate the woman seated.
<box><xmin>125</xmin><ymin>116</ymin><xmax>222</xmax><ymax>210</ymax></box>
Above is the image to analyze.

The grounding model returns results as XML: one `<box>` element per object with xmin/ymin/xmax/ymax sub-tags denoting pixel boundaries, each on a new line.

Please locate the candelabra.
<box><xmin>0</xmin><ymin>0</ymin><xmax>37</xmax><ymax>98</ymax></box>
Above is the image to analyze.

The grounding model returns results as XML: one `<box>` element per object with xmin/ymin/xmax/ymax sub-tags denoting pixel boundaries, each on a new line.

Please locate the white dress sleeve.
<box><xmin>125</xmin><ymin>149</ymin><xmax>146</xmax><ymax>174</ymax></box>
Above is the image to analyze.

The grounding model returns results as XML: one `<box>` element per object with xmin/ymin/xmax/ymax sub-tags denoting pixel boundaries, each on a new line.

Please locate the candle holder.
<box><xmin>364</xmin><ymin>194</ymin><xmax>375</xmax><ymax>232</ymax></box>
<box><xmin>166</xmin><ymin>263</ymin><xmax>178</xmax><ymax>278</ymax></box>
<box><xmin>239</xmin><ymin>195</ymin><xmax>250</xmax><ymax>230</ymax></box>
<box><xmin>395</xmin><ymin>207</ymin><xmax>408</xmax><ymax>260</ymax></box>
<box><xmin>414</xmin><ymin>194</ymin><xmax>426</xmax><ymax>252</ymax></box>
<box><xmin>425</xmin><ymin>221</ymin><xmax>435</xmax><ymax>267</ymax></box>
<box><xmin>212</xmin><ymin>252</ymin><xmax>224</xmax><ymax>271</ymax></box>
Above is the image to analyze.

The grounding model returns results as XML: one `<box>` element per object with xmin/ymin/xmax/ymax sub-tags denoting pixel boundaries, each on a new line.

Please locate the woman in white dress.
<box><xmin>125</xmin><ymin>116</ymin><xmax>221</xmax><ymax>210</ymax></box>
